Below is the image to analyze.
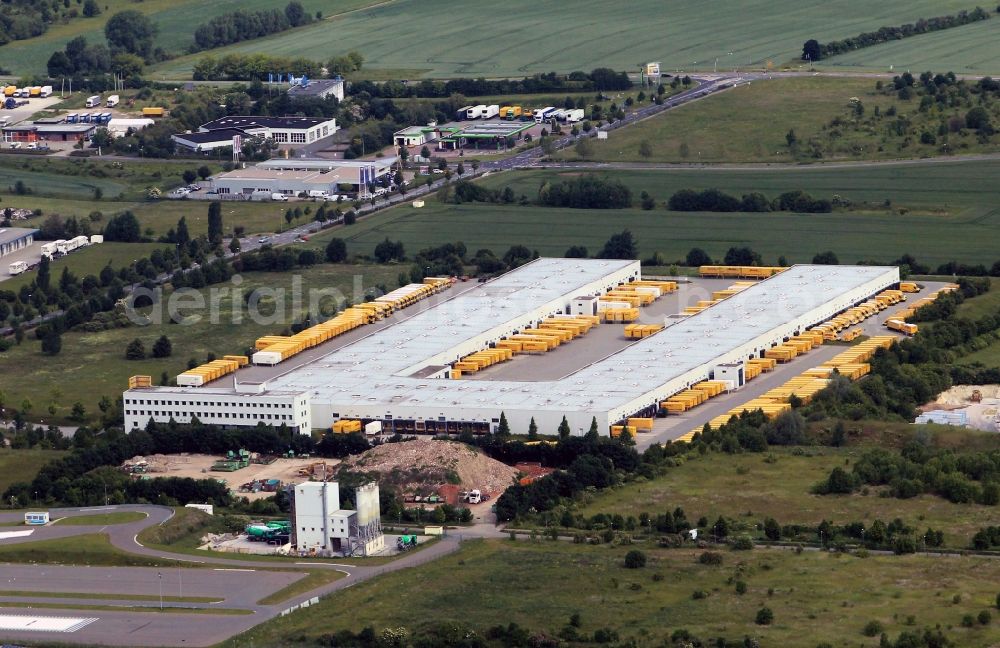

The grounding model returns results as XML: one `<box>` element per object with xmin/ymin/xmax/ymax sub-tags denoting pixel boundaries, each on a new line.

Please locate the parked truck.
<box><xmin>2</xmin><ymin>86</ymin><xmax>15</xmax><ymax>97</ymax></box>
<box><xmin>8</xmin><ymin>261</ymin><xmax>28</xmax><ymax>276</ymax></box>
<box><xmin>40</xmin><ymin>240</ymin><xmax>64</xmax><ymax>258</ymax></box>
<box><xmin>466</xmin><ymin>105</ymin><xmax>486</xmax><ymax>119</ymax></box>
<box><xmin>533</xmin><ymin>106</ymin><xmax>556</xmax><ymax>123</ymax></box>
<box><xmin>106</xmin><ymin>94</ymin><xmax>119</xmax><ymax>108</ymax></box>
<box><xmin>559</xmin><ymin>108</ymin><xmax>585</xmax><ymax>123</ymax></box>
<box><xmin>481</xmin><ymin>104</ymin><xmax>499</xmax><ymax>119</ymax></box>
<box><xmin>455</xmin><ymin>105</ymin><xmax>473</xmax><ymax>120</ymax></box>
<box><xmin>39</xmin><ymin>85</ymin><xmax>52</xmax><ymax>98</ymax></box>
<box><xmin>500</xmin><ymin>106</ymin><xmax>522</xmax><ymax>120</ymax></box>
<box><xmin>29</xmin><ymin>87</ymin><xmax>41</xmax><ymax>97</ymax></box>
<box><xmin>85</xmin><ymin>95</ymin><xmax>101</xmax><ymax>108</ymax></box>
<box><xmin>142</xmin><ymin>106</ymin><xmax>165</xmax><ymax>117</ymax></box>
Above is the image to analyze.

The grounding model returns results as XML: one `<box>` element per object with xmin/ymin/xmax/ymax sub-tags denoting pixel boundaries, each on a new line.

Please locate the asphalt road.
<box><xmin>0</xmin><ymin>504</ymin><xmax>501</xmax><ymax>647</ymax></box>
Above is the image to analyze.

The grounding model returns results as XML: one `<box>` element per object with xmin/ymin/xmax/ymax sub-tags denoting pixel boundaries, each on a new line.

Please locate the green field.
<box><xmin>147</xmin><ymin>0</ymin><xmax>988</xmax><ymax>80</ymax></box>
<box><xmin>236</xmin><ymin>539</ymin><xmax>1000</xmax><ymax>647</ymax></box>
<box><xmin>308</xmin><ymin>164</ymin><xmax>1000</xmax><ymax>267</ymax></box>
<box><xmin>6</xmin><ymin>196</ymin><xmax>319</xmax><ymax>241</ymax></box>
<box><xmin>557</xmin><ymin>76</ymin><xmax>1000</xmax><ymax>163</ymax></box>
<box><xmin>54</xmin><ymin>512</ymin><xmax>148</xmax><ymax>526</ymax></box>
<box><xmin>818</xmin><ymin>18</ymin><xmax>1000</xmax><ymax>76</ymax></box>
<box><xmin>0</xmin><ymin>157</ymin><xmax>205</xmax><ymax>201</ymax></box>
<box><xmin>0</xmin><ymin>450</ymin><xmax>68</xmax><ymax>496</ymax></box>
<box><xmin>0</xmin><ymin>0</ymin><xmax>377</xmax><ymax>77</ymax></box>
<box><xmin>0</xmin><ymin>264</ymin><xmax>399</xmax><ymax>423</ymax></box>
<box><xmin>579</xmin><ymin>448</ymin><xmax>995</xmax><ymax>548</ymax></box>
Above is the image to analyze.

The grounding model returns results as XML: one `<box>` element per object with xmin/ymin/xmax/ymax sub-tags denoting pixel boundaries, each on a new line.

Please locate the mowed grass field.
<box><xmin>818</xmin><ymin>18</ymin><xmax>1000</xmax><ymax>76</ymax></box>
<box><xmin>560</xmin><ymin>77</ymin><xmax>894</xmax><ymax>163</ymax></box>
<box><xmin>579</xmin><ymin>448</ymin><xmax>997</xmax><ymax>549</ymax></box>
<box><xmin>237</xmin><ymin>539</ymin><xmax>1000</xmax><ymax>647</ymax></box>
<box><xmin>557</xmin><ymin>76</ymin><xmax>1000</xmax><ymax>163</ymax></box>
<box><xmin>0</xmin><ymin>450</ymin><xmax>68</xmax><ymax>496</ymax></box>
<box><xmin>0</xmin><ymin>264</ymin><xmax>400</xmax><ymax>423</ymax></box>
<box><xmin>309</xmin><ymin>163</ymin><xmax>1000</xmax><ymax>267</ymax></box>
<box><xmin>149</xmin><ymin>0</ymin><xmax>985</xmax><ymax>80</ymax></box>
<box><xmin>0</xmin><ymin>0</ymin><xmax>377</xmax><ymax>77</ymax></box>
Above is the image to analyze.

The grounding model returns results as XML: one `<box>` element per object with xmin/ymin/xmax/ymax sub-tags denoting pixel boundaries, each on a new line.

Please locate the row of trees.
<box><xmin>349</xmin><ymin>68</ymin><xmax>634</xmax><ymax>100</ymax></box>
<box><xmin>667</xmin><ymin>188</ymin><xmax>832</xmax><ymax>213</ymax></box>
<box><xmin>193</xmin><ymin>2</ymin><xmax>314</xmax><ymax>51</ymax></box>
<box><xmin>192</xmin><ymin>53</ymin><xmax>324</xmax><ymax>81</ymax></box>
<box><xmin>802</xmin><ymin>7</ymin><xmax>991</xmax><ymax>61</ymax></box>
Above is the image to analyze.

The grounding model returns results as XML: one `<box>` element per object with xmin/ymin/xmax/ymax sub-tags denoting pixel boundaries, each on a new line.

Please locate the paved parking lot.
<box><xmin>0</xmin><ymin>240</ymin><xmax>42</xmax><ymax>282</ymax></box>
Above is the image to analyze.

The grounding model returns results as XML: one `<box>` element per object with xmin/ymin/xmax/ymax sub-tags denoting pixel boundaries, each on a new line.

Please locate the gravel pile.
<box><xmin>338</xmin><ymin>439</ymin><xmax>518</xmax><ymax>496</ymax></box>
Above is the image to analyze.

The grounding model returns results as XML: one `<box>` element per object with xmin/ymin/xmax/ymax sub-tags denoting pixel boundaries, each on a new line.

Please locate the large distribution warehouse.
<box><xmin>124</xmin><ymin>259</ymin><xmax>900</xmax><ymax>437</ymax></box>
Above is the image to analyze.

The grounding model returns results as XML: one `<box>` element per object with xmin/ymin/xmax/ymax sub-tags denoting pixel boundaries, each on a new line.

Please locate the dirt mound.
<box><xmin>924</xmin><ymin>385</ymin><xmax>1000</xmax><ymax>410</ymax></box>
<box><xmin>337</xmin><ymin>439</ymin><xmax>518</xmax><ymax>497</ymax></box>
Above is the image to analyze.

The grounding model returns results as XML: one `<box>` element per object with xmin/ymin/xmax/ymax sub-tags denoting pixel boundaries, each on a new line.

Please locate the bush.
<box><xmin>755</xmin><ymin>607</ymin><xmax>774</xmax><ymax>625</ymax></box>
<box><xmin>862</xmin><ymin>620</ymin><xmax>884</xmax><ymax>637</ymax></box>
<box><xmin>730</xmin><ymin>535</ymin><xmax>754</xmax><ymax>550</ymax></box>
<box><xmin>623</xmin><ymin>549</ymin><xmax>646</xmax><ymax>569</ymax></box>
<box><xmin>979</xmin><ymin>610</ymin><xmax>992</xmax><ymax>625</ymax></box>
<box><xmin>698</xmin><ymin>551</ymin><xmax>723</xmax><ymax>565</ymax></box>
<box><xmin>692</xmin><ymin>590</ymin><xmax>708</xmax><ymax>600</ymax></box>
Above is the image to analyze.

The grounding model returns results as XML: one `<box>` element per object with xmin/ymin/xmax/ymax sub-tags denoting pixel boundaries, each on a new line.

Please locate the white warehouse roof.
<box><xmin>264</xmin><ymin>260</ymin><xmax>897</xmax><ymax>421</ymax></box>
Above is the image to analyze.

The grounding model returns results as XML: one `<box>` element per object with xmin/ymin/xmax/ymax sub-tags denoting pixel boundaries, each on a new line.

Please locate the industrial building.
<box><xmin>196</xmin><ymin>116</ymin><xmax>337</xmax><ymax>145</ymax></box>
<box><xmin>173</xmin><ymin>116</ymin><xmax>338</xmax><ymax>152</ymax></box>
<box><xmin>209</xmin><ymin>156</ymin><xmax>397</xmax><ymax>196</ymax></box>
<box><xmin>287</xmin><ymin>78</ymin><xmax>345</xmax><ymax>102</ymax></box>
<box><xmin>2</xmin><ymin>122</ymin><xmax>96</xmax><ymax>143</ymax></box>
<box><xmin>171</xmin><ymin>128</ymin><xmax>250</xmax><ymax>153</ymax></box>
<box><xmin>0</xmin><ymin>228</ymin><xmax>38</xmax><ymax>258</ymax></box>
<box><xmin>393</xmin><ymin>124</ymin><xmax>461</xmax><ymax>147</ymax></box>
<box><xmin>123</xmin><ymin>259</ymin><xmax>899</xmax><ymax>438</ymax></box>
<box><xmin>123</xmin><ymin>385</ymin><xmax>311</xmax><ymax>433</ymax></box>
<box><xmin>292</xmin><ymin>481</ymin><xmax>383</xmax><ymax>556</ymax></box>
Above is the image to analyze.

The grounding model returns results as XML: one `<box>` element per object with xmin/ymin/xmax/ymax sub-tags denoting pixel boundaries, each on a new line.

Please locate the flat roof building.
<box><xmin>3</xmin><ymin>122</ymin><xmax>95</xmax><ymax>143</ymax></box>
<box><xmin>0</xmin><ymin>227</ymin><xmax>38</xmax><ymax>258</ymax></box>
<box><xmin>172</xmin><ymin>128</ymin><xmax>248</xmax><ymax>152</ymax></box>
<box><xmin>287</xmin><ymin>78</ymin><xmax>345</xmax><ymax>102</ymax></box>
<box><xmin>123</xmin><ymin>260</ymin><xmax>900</xmax><ymax>438</ymax></box>
<box><xmin>211</xmin><ymin>158</ymin><xmax>396</xmax><ymax>196</ymax></box>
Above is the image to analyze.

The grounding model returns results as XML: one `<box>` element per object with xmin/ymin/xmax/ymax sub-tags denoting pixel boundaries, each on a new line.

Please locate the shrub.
<box><xmin>698</xmin><ymin>551</ymin><xmax>723</xmax><ymax>565</ymax></box>
<box><xmin>623</xmin><ymin>549</ymin><xmax>646</xmax><ymax>569</ymax></box>
<box><xmin>862</xmin><ymin>620</ymin><xmax>884</xmax><ymax>637</ymax></box>
<box><xmin>692</xmin><ymin>590</ymin><xmax>708</xmax><ymax>600</ymax></box>
<box><xmin>730</xmin><ymin>535</ymin><xmax>754</xmax><ymax>551</ymax></box>
<box><xmin>979</xmin><ymin>610</ymin><xmax>992</xmax><ymax>625</ymax></box>
<box><xmin>755</xmin><ymin>607</ymin><xmax>774</xmax><ymax>625</ymax></box>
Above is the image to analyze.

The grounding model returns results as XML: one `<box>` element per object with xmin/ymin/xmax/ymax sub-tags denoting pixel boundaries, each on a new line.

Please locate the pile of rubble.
<box><xmin>338</xmin><ymin>439</ymin><xmax>518</xmax><ymax>497</ymax></box>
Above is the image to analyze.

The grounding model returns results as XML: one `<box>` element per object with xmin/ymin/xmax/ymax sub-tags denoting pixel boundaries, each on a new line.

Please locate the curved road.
<box><xmin>0</xmin><ymin>504</ymin><xmax>500</xmax><ymax>646</ymax></box>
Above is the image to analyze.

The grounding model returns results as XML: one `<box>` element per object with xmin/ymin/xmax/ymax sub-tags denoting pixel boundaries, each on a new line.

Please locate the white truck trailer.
<box><xmin>534</xmin><ymin>107</ymin><xmax>557</xmax><ymax>123</ymax></box>
<box><xmin>559</xmin><ymin>108</ymin><xmax>585</xmax><ymax>123</ymax></box>
<box><xmin>8</xmin><ymin>261</ymin><xmax>28</xmax><ymax>276</ymax></box>
<box><xmin>85</xmin><ymin>95</ymin><xmax>101</xmax><ymax>108</ymax></box>
<box><xmin>481</xmin><ymin>104</ymin><xmax>500</xmax><ymax>119</ymax></box>
<box><xmin>106</xmin><ymin>94</ymin><xmax>120</xmax><ymax>108</ymax></box>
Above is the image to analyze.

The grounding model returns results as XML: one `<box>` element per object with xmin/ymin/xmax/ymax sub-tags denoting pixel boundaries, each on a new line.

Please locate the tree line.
<box><xmin>802</xmin><ymin>7</ymin><xmax>991</xmax><ymax>61</ymax></box>
<box><xmin>193</xmin><ymin>2</ymin><xmax>314</xmax><ymax>51</ymax></box>
<box><xmin>349</xmin><ymin>68</ymin><xmax>634</xmax><ymax>99</ymax></box>
<box><xmin>667</xmin><ymin>188</ymin><xmax>832</xmax><ymax>213</ymax></box>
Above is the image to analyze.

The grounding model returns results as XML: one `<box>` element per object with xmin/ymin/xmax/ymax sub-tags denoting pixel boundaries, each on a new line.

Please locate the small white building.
<box><xmin>293</xmin><ymin>481</ymin><xmax>383</xmax><ymax>555</ymax></box>
<box><xmin>197</xmin><ymin>116</ymin><xmax>337</xmax><ymax>146</ymax></box>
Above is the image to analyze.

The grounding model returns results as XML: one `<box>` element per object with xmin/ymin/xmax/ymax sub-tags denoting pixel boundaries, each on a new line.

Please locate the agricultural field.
<box><xmin>578</xmin><ymin>446</ymin><xmax>997</xmax><ymax>549</ymax></box>
<box><xmin>817</xmin><ymin>18</ymin><xmax>1000</xmax><ymax>77</ymax></box>
<box><xmin>557</xmin><ymin>76</ymin><xmax>1000</xmax><ymax>163</ymax></box>
<box><xmin>0</xmin><ymin>450</ymin><xmax>68</xmax><ymax>496</ymax></box>
<box><xmin>0</xmin><ymin>264</ymin><xmax>400</xmax><ymax>424</ymax></box>
<box><xmin>237</xmin><ymin>538</ymin><xmax>1000</xmax><ymax>647</ymax></box>
<box><xmin>308</xmin><ymin>163</ymin><xmax>1000</xmax><ymax>268</ymax></box>
<box><xmin>148</xmin><ymin>0</ymin><xmax>986</xmax><ymax>80</ymax></box>
<box><xmin>0</xmin><ymin>0</ymin><xmax>378</xmax><ymax>77</ymax></box>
